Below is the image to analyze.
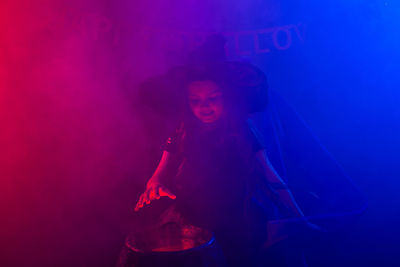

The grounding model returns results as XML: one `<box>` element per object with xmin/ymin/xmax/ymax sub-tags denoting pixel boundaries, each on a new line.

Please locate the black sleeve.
<box><xmin>161</xmin><ymin>122</ymin><xmax>185</xmax><ymax>153</ymax></box>
<box><xmin>246</xmin><ymin>119</ymin><xmax>265</xmax><ymax>153</ymax></box>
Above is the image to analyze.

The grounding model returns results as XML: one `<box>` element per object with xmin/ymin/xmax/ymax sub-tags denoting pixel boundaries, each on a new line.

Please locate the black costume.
<box><xmin>131</xmin><ymin>34</ymin><xmax>367</xmax><ymax>266</ymax></box>
<box><xmin>161</xmin><ymin>119</ymin><xmax>268</xmax><ymax>266</ymax></box>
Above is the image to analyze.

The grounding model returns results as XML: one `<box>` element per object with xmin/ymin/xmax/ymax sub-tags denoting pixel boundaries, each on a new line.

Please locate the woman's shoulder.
<box><xmin>162</xmin><ymin>119</ymin><xmax>265</xmax><ymax>154</ymax></box>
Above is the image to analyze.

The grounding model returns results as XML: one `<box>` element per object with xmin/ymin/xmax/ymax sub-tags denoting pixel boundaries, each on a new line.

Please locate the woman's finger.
<box><xmin>149</xmin><ymin>185</ymin><xmax>161</xmax><ymax>200</ymax></box>
<box><xmin>158</xmin><ymin>187</ymin><xmax>176</xmax><ymax>199</ymax></box>
<box><xmin>135</xmin><ymin>184</ymin><xmax>173</xmax><ymax>212</ymax></box>
<box><xmin>144</xmin><ymin>187</ymin><xmax>152</xmax><ymax>204</ymax></box>
<box><xmin>134</xmin><ymin>194</ymin><xmax>145</xmax><ymax>211</ymax></box>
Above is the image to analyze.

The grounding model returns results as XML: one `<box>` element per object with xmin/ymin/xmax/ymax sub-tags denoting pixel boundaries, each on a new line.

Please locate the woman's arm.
<box><xmin>256</xmin><ymin>149</ymin><xmax>323</xmax><ymax>248</ymax></box>
<box><xmin>134</xmin><ymin>151</ymin><xmax>179</xmax><ymax>211</ymax></box>
<box><xmin>256</xmin><ymin>149</ymin><xmax>304</xmax><ymax>218</ymax></box>
<box><xmin>149</xmin><ymin>151</ymin><xmax>177</xmax><ymax>183</ymax></box>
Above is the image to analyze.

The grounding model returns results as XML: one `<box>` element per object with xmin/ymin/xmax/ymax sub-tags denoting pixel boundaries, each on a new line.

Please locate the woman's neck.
<box><xmin>198</xmin><ymin>120</ymin><xmax>224</xmax><ymax>133</ymax></box>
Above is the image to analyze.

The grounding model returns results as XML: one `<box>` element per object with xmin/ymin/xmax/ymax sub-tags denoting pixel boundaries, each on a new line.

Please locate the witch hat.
<box><xmin>139</xmin><ymin>34</ymin><xmax>268</xmax><ymax>117</ymax></box>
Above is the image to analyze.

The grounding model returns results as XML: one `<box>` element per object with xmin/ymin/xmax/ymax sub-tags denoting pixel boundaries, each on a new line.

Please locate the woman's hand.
<box><xmin>289</xmin><ymin>218</ymin><xmax>325</xmax><ymax>241</ymax></box>
<box><xmin>134</xmin><ymin>178</ymin><xmax>176</xmax><ymax>211</ymax></box>
<box><xmin>264</xmin><ymin>218</ymin><xmax>324</xmax><ymax>248</ymax></box>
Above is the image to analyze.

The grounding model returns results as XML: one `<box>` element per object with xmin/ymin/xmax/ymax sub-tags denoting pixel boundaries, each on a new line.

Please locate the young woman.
<box><xmin>134</xmin><ymin>65</ymin><xmax>312</xmax><ymax>266</ymax></box>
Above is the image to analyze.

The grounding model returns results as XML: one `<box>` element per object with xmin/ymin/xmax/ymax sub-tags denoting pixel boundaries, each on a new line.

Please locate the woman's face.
<box><xmin>188</xmin><ymin>80</ymin><xmax>224</xmax><ymax>124</ymax></box>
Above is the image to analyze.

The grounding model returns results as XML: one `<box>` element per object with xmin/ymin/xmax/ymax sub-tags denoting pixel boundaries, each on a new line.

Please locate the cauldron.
<box><xmin>117</xmin><ymin>222</ymin><xmax>226</xmax><ymax>267</ymax></box>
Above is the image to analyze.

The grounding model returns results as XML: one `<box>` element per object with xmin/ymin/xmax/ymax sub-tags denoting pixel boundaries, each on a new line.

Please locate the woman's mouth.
<box><xmin>200</xmin><ymin>111</ymin><xmax>214</xmax><ymax>117</ymax></box>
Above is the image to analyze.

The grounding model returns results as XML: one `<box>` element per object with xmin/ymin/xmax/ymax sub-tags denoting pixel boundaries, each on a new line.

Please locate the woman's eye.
<box><xmin>208</xmin><ymin>96</ymin><xmax>220</xmax><ymax>102</ymax></box>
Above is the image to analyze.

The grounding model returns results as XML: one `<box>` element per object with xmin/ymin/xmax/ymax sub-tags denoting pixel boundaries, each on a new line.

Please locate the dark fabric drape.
<box><xmin>250</xmin><ymin>89</ymin><xmax>367</xmax><ymax>228</ymax></box>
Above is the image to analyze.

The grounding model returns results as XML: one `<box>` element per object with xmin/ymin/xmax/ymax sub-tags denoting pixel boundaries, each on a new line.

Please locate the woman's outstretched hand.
<box><xmin>134</xmin><ymin>178</ymin><xmax>176</xmax><ymax>211</ymax></box>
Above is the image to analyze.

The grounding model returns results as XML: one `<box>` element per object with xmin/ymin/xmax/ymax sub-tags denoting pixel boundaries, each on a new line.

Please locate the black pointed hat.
<box><xmin>139</xmin><ymin>34</ymin><xmax>268</xmax><ymax>117</ymax></box>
